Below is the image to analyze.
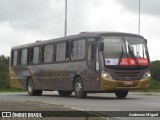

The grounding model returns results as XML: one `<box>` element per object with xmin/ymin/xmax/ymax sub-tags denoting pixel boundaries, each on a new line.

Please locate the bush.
<box><xmin>150</xmin><ymin>79</ymin><xmax>160</xmax><ymax>90</ymax></box>
<box><xmin>0</xmin><ymin>55</ymin><xmax>9</xmax><ymax>89</ymax></box>
<box><xmin>151</xmin><ymin>61</ymin><xmax>160</xmax><ymax>81</ymax></box>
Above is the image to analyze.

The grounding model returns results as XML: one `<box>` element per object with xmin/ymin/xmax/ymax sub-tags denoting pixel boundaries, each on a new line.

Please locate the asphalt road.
<box><xmin>0</xmin><ymin>92</ymin><xmax>160</xmax><ymax>120</ymax></box>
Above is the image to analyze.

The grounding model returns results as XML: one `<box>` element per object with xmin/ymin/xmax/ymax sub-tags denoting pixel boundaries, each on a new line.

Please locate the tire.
<box><xmin>27</xmin><ymin>78</ymin><xmax>43</xmax><ymax>96</ymax></box>
<box><xmin>35</xmin><ymin>90</ymin><xmax>43</xmax><ymax>96</ymax></box>
<box><xmin>74</xmin><ymin>77</ymin><xmax>87</xmax><ymax>98</ymax></box>
<box><xmin>58</xmin><ymin>90</ymin><xmax>72</xmax><ymax>96</ymax></box>
<box><xmin>115</xmin><ymin>90</ymin><xmax>128</xmax><ymax>99</ymax></box>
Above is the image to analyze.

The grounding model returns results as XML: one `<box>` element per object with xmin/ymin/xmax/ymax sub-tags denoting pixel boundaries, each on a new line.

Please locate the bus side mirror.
<box><xmin>99</xmin><ymin>42</ymin><xmax>104</xmax><ymax>51</ymax></box>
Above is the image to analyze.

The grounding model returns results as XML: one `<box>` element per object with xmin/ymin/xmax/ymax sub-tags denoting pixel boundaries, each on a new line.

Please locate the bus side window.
<box><xmin>65</xmin><ymin>41</ymin><xmax>70</xmax><ymax>62</ymax></box>
<box><xmin>12</xmin><ymin>50</ymin><xmax>18</xmax><ymax>66</ymax></box>
<box><xmin>56</xmin><ymin>42</ymin><xmax>66</xmax><ymax>62</ymax></box>
<box><xmin>71</xmin><ymin>39</ymin><xmax>86</xmax><ymax>61</ymax></box>
<box><xmin>29</xmin><ymin>48</ymin><xmax>33</xmax><ymax>64</ymax></box>
<box><xmin>20</xmin><ymin>48</ymin><xmax>28</xmax><ymax>65</ymax></box>
<box><xmin>39</xmin><ymin>46</ymin><xmax>44</xmax><ymax>64</ymax></box>
<box><xmin>11</xmin><ymin>51</ymin><xmax>14</xmax><ymax>66</ymax></box>
<box><xmin>88</xmin><ymin>44</ymin><xmax>95</xmax><ymax>61</ymax></box>
<box><xmin>53</xmin><ymin>44</ymin><xmax>55</xmax><ymax>62</ymax></box>
<box><xmin>70</xmin><ymin>41</ymin><xmax>74</xmax><ymax>61</ymax></box>
<box><xmin>87</xmin><ymin>39</ymin><xmax>98</xmax><ymax>71</ymax></box>
<box><xmin>33</xmin><ymin>47</ymin><xmax>39</xmax><ymax>64</ymax></box>
<box><xmin>44</xmin><ymin>44</ymin><xmax>53</xmax><ymax>63</ymax></box>
<box><xmin>18</xmin><ymin>50</ymin><xmax>21</xmax><ymax>65</ymax></box>
<box><xmin>55</xmin><ymin>42</ymin><xmax>70</xmax><ymax>62</ymax></box>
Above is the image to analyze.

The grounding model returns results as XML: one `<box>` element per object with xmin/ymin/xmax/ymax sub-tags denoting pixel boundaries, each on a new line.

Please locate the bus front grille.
<box><xmin>115</xmin><ymin>71</ymin><xmax>140</xmax><ymax>77</ymax></box>
<box><xmin>112</xmin><ymin>70</ymin><xmax>142</xmax><ymax>80</ymax></box>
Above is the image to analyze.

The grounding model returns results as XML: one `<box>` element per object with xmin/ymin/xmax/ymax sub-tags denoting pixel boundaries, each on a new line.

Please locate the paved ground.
<box><xmin>0</xmin><ymin>92</ymin><xmax>160</xmax><ymax>120</ymax></box>
<box><xmin>0</xmin><ymin>100</ymin><xmax>106</xmax><ymax>120</ymax></box>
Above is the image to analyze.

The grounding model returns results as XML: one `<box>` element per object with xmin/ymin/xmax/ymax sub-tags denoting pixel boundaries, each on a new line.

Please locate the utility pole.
<box><xmin>64</xmin><ymin>0</ymin><xmax>67</xmax><ymax>36</ymax></box>
<box><xmin>138</xmin><ymin>0</ymin><xmax>141</xmax><ymax>35</ymax></box>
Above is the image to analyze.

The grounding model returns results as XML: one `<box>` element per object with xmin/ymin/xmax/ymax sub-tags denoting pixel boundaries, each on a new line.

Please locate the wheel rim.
<box><xmin>28</xmin><ymin>81</ymin><xmax>33</xmax><ymax>93</ymax></box>
<box><xmin>75</xmin><ymin>82</ymin><xmax>82</xmax><ymax>95</ymax></box>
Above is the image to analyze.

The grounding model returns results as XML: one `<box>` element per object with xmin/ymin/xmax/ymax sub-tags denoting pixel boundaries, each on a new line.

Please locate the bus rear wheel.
<box><xmin>74</xmin><ymin>77</ymin><xmax>87</xmax><ymax>98</ymax></box>
<box><xmin>27</xmin><ymin>78</ymin><xmax>43</xmax><ymax>96</ymax></box>
<box><xmin>58</xmin><ymin>90</ymin><xmax>72</xmax><ymax>96</ymax></box>
<box><xmin>115</xmin><ymin>90</ymin><xmax>128</xmax><ymax>99</ymax></box>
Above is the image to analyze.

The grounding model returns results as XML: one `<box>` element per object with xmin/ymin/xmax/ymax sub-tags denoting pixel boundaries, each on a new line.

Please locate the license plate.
<box><xmin>124</xmin><ymin>81</ymin><xmax>133</xmax><ymax>85</ymax></box>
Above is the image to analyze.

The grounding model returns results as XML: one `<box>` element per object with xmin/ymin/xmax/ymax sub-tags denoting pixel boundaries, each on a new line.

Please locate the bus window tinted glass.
<box><xmin>103</xmin><ymin>36</ymin><xmax>125</xmax><ymax>58</ymax></box>
<box><xmin>29</xmin><ymin>48</ymin><xmax>33</xmax><ymax>64</ymax></box>
<box><xmin>78</xmin><ymin>40</ymin><xmax>85</xmax><ymax>59</ymax></box>
<box><xmin>13</xmin><ymin>50</ymin><xmax>18</xmax><ymax>66</ymax></box>
<box><xmin>21</xmin><ymin>49</ymin><xmax>28</xmax><ymax>65</ymax></box>
<box><xmin>33</xmin><ymin>47</ymin><xmax>39</xmax><ymax>64</ymax></box>
<box><xmin>71</xmin><ymin>39</ymin><xmax>86</xmax><ymax>60</ymax></box>
<box><xmin>38</xmin><ymin>46</ymin><xmax>44</xmax><ymax>64</ymax></box>
<box><xmin>56</xmin><ymin>43</ymin><xmax>66</xmax><ymax>62</ymax></box>
<box><xmin>124</xmin><ymin>37</ymin><xmax>148</xmax><ymax>59</ymax></box>
<box><xmin>88</xmin><ymin>44</ymin><xmax>95</xmax><ymax>61</ymax></box>
<box><xmin>44</xmin><ymin>44</ymin><xmax>53</xmax><ymax>63</ymax></box>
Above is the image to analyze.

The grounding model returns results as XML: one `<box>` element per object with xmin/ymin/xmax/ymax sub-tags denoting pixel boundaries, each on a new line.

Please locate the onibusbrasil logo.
<box><xmin>1</xmin><ymin>112</ymin><xmax>42</xmax><ymax>118</ymax></box>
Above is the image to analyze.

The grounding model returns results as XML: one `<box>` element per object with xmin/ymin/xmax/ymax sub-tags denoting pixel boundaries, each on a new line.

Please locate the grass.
<box><xmin>131</xmin><ymin>79</ymin><xmax>160</xmax><ymax>92</ymax></box>
<box><xmin>132</xmin><ymin>89</ymin><xmax>160</xmax><ymax>92</ymax></box>
<box><xmin>147</xmin><ymin>89</ymin><xmax>160</xmax><ymax>92</ymax></box>
<box><xmin>0</xmin><ymin>88</ymin><xmax>27</xmax><ymax>92</ymax></box>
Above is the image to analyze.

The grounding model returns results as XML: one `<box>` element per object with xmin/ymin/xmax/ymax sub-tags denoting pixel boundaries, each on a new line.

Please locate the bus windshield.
<box><xmin>103</xmin><ymin>36</ymin><xmax>149</xmax><ymax>66</ymax></box>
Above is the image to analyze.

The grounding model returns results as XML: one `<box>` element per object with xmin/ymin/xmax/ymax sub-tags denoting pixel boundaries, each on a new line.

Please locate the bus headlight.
<box><xmin>101</xmin><ymin>71</ymin><xmax>113</xmax><ymax>80</ymax></box>
<box><xmin>143</xmin><ymin>71</ymin><xmax>151</xmax><ymax>79</ymax></box>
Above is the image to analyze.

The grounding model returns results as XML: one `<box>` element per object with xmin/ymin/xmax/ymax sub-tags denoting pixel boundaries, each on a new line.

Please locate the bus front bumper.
<box><xmin>100</xmin><ymin>78</ymin><xmax>151</xmax><ymax>91</ymax></box>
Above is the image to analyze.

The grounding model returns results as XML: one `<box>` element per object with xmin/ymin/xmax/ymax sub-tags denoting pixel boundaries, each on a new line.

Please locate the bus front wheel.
<box><xmin>115</xmin><ymin>90</ymin><xmax>128</xmax><ymax>99</ymax></box>
<box><xmin>27</xmin><ymin>78</ymin><xmax>43</xmax><ymax>96</ymax></box>
<box><xmin>74</xmin><ymin>77</ymin><xmax>87</xmax><ymax>98</ymax></box>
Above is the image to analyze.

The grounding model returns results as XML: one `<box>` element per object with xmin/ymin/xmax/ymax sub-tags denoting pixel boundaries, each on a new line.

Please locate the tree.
<box><xmin>151</xmin><ymin>60</ymin><xmax>160</xmax><ymax>81</ymax></box>
<box><xmin>0</xmin><ymin>55</ymin><xmax>9</xmax><ymax>88</ymax></box>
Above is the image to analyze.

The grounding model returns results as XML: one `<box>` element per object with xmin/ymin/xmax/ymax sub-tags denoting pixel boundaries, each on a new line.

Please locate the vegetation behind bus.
<box><xmin>0</xmin><ymin>55</ymin><xmax>9</xmax><ymax>89</ymax></box>
<box><xmin>0</xmin><ymin>55</ymin><xmax>160</xmax><ymax>92</ymax></box>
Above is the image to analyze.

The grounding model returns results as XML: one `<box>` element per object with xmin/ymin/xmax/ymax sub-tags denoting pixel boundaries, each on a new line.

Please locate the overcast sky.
<box><xmin>0</xmin><ymin>0</ymin><xmax>159</xmax><ymax>61</ymax></box>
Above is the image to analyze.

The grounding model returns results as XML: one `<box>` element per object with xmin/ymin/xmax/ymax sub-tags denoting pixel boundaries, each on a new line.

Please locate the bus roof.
<box><xmin>11</xmin><ymin>32</ymin><xmax>144</xmax><ymax>49</ymax></box>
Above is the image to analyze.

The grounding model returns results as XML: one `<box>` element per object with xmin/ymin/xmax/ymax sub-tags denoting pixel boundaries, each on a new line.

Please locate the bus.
<box><xmin>9</xmin><ymin>32</ymin><xmax>151</xmax><ymax>98</ymax></box>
